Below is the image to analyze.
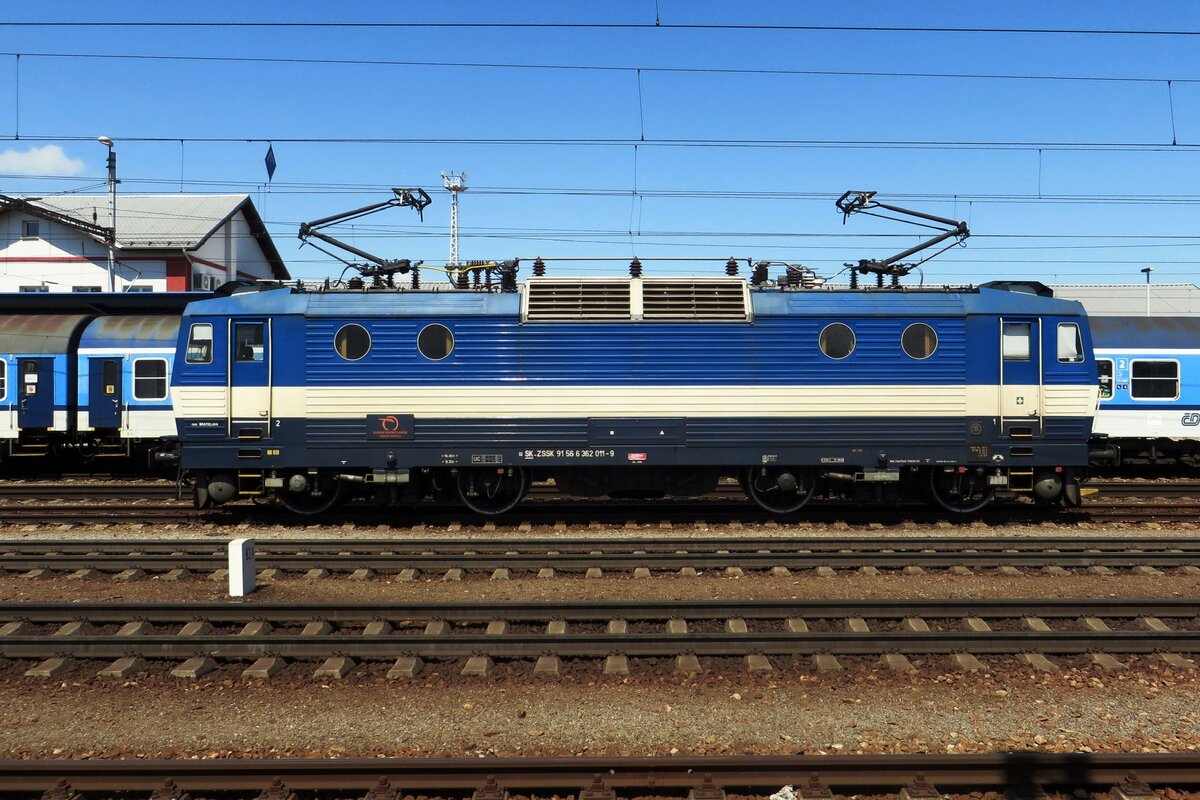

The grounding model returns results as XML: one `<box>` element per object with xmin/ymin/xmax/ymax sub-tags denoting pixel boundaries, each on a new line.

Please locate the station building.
<box><xmin>0</xmin><ymin>194</ymin><xmax>288</xmax><ymax>293</ymax></box>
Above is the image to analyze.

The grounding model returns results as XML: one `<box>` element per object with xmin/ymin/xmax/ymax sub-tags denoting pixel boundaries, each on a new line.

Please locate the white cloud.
<box><xmin>0</xmin><ymin>145</ymin><xmax>86</xmax><ymax>176</ymax></box>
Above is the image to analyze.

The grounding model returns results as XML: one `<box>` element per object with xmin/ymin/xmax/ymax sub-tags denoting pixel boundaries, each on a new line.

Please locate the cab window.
<box><xmin>1002</xmin><ymin>322</ymin><xmax>1031</xmax><ymax>361</ymax></box>
<box><xmin>1057</xmin><ymin>323</ymin><xmax>1084</xmax><ymax>363</ymax></box>
<box><xmin>235</xmin><ymin>324</ymin><xmax>264</xmax><ymax>363</ymax></box>
<box><xmin>185</xmin><ymin>323</ymin><xmax>213</xmax><ymax>364</ymax></box>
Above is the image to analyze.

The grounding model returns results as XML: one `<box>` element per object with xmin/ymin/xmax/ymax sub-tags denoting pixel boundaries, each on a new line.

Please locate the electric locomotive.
<box><xmin>172</xmin><ymin>273</ymin><xmax>1098</xmax><ymax>515</ymax></box>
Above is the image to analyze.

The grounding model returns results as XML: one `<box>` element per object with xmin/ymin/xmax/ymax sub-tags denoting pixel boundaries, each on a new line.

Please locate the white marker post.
<box><xmin>228</xmin><ymin>537</ymin><xmax>256</xmax><ymax>597</ymax></box>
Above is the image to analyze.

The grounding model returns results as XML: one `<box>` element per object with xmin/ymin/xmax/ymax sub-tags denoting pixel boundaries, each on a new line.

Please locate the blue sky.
<box><xmin>1</xmin><ymin>2</ymin><xmax>1198</xmax><ymax>286</ymax></box>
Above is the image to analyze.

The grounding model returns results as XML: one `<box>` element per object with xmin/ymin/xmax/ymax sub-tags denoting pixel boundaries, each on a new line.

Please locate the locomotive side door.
<box><xmin>227</xmin><ymin>319</ymin><xmax>272</xmax><ymax>434</ymax></box>
<box><xmin>17</xmin><ymin>358</ymin><xmax>54</xmax><ymax>429</ymax></box>
<box><xmin>999</xmin><ymin>318</ymin><xmax>1043</xmax><ymax>437</ymax></box>
<box><xmin>88</xmin><ymin>358</ymin><xmax>123</xmax><ymax>429</ymax></box>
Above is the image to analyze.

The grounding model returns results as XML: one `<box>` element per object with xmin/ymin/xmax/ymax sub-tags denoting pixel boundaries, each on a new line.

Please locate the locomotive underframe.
<box><xmin>182</xmin><ymin>418</ymin><xmax>1087</xmax><ymax>514</ymax></box>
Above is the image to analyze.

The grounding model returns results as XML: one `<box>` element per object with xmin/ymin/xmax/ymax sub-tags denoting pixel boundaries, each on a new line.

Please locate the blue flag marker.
<box><xmin>265</xmin><ymin>144</ymin><xmax>277</xmax><ymax>182</ymax></box>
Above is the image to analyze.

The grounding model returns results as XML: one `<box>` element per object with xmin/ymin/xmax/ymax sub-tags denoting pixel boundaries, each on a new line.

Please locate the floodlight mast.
<box><xmin>442</xmin><ymin>171</ymin><xmax>467</xmax><ymax>267</ymax></box>
<box><xmin>835</xmin><ymin>190</ymin><xmax>970</xmax><ymax>287</ymax></box>
<box><xmin>297</xmin><ymin>188</ymin><xmax>432</xmax><ymax>280</ymax></box>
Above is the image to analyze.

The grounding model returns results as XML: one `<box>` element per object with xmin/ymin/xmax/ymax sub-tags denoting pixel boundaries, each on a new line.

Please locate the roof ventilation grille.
<box><xmin>524</xmin><ymin>278</ymin><xmax>632</xmax><ymax>321</ymax></box>
<box><xmin>641</xmin><ymin>278</ymin><xmax>749</xmax><ymax>321</ymax></box>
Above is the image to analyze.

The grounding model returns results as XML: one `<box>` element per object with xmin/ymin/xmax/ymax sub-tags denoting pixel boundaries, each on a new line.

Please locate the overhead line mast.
<box><xmin>441</xmin><ymin>170</ymin><xmax>467</xmax><ymax>267</ymax></box>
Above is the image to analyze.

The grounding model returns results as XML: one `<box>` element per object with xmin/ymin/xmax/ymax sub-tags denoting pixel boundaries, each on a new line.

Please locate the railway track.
<box><xmin>3</xmin><ymin>598</ymin><xmax>1198</xmax><ymax>678</ymax></box>
<box><xmin>0</xmin><ymin>753</ymin><xmax>1197</xmax><ymax>796</ymax></box>
<box><xmin>2</xmin><ymin>497</ymin><xmax>1200</xmax><ymax>527</ymax></box>
<box><xmin>5</xmin><ymin>536</ymin><xmax>1200</xmax><ymax>577</ymax></box>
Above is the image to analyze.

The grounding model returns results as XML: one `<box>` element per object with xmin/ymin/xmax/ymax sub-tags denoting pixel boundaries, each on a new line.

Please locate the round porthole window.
<box><xmin>902</xmin><ymin>322</ymin><xmax>938</xmax><ymax>360</ymax></box>
<box><xmin>819</xmin><ymin>322</ymin><xmax>855</xmax><ymax>360</ymax></box>
<box><xmin>417</xmin><ymin>323</ymin><xmax>454</xmax><ymax>361</ymax></box>
<box><xmin>334</xmin><ymin>323</ymin><xmax>371</xmax><ymax>361</ymax></box>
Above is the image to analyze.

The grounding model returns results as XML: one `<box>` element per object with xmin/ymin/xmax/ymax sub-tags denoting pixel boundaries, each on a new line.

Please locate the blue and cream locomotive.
<box><xmin>172</xmin><ymin>275</ymin><xmax>1099</xmax><ymax>514</ymax></box>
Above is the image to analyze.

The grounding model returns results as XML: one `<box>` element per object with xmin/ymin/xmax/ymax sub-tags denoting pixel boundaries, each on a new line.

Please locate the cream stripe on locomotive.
<box><xmin>175</xmin><ymin>384</ymin><xmax>1098</xmax><ymax>419</ymax></box>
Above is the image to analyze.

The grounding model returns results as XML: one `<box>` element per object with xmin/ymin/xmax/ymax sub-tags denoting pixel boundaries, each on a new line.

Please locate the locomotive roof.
<box><xmin>182</xmin><ymin>281</ymin><xmax>1087</xmax><ymax>320</ymax></box>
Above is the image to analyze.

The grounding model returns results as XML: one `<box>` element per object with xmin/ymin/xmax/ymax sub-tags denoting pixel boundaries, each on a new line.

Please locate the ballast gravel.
<box><xmin>2</xmin><ymin>659</ymin><xmax>1199</xmax><ymax>760</ymax></box>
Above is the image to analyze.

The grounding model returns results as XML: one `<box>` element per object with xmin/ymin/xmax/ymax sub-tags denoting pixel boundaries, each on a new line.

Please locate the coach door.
<box><xmin>228</xmin><ymin>320</ymin><xmax>272</xmax><ymax>436</ymax></box>
<box><xmin>1000</xmin><ymin>318</ymin><xmax>1042</xmax><ymax>437</ymax></box>
<box><xmin>88</xmin><ymin>358</ymin><xmax>123</xmax><ymax>429</ymax></box>
<box><xmin>17</xmin><ymin>358</ymin><xmax>54</xmax><ymax>429</ymax></box>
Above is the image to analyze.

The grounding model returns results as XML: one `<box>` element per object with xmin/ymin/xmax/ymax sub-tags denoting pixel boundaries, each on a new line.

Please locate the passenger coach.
<box><xmin>173</xmin><ymin>277</ymin><xmax>1098</xmax><ymax>514</ymax></box>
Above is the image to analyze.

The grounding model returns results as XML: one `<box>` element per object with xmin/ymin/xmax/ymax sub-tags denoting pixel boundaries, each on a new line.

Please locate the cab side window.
<box><xmin>1057</xmin><ymin>323</ymin><xmax>1084</xmax><ymax>363</ymax></box>
<box><xmin>185</xmin><ymin>323</ymin><xmax>214</xmax><ymax>364</ymax></box>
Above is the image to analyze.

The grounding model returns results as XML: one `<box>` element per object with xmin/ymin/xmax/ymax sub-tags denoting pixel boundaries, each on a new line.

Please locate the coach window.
<box><xmin>0</xmin><ymin>360</ymin><xmax>6</xmax><ymax>401</ymax></box>
<box><xmin>185</xmin><ymin>323</ymin><xmax>214</xmax><ymax>364</ymax></box>
<box><xmin>1097</xmin><ymin>359</ymin><xmax>1114</xmax><ymax>400</ymax></box>
<box><xmin>334</xmin><ymin>323</ymin><xmax>371</xmax><ymax>361</ymax></box>
<box><xmin>417</xmin><ymin>323</ymin><xmax>454</xmax><ymax>361</ymax></box>
<box><xmin>1057</xmin><ymin>323</ymin><xmax>1084</xmax><ymax>363</ymax></box>
<box><xmin>133</xmin><ymin>359</ymin><xmax>168</xmax><ymax>401</ymax></box>
<box><xmin>1130</xmin><ymin>360</ymin><xmax>1179</xmax><ymax>400</ymax></box>
<box><xmin>819</xmin><ymin>323</ymin><xmax>855</xmax><ymax>360</ymax></box>
<box><xmin>235</xmin><ymin>323</ymin><xmax>265</xmax><ymax>362</ymax></box>
<box><xmin>901</xmin><ymin>323</ymin><xmax>937</xmax><ymax>359</ymax></box>
<box><xmin>1002</xmin><ymin>322</ymin><xmax>1031</xmax><ymax>361</ymax></box>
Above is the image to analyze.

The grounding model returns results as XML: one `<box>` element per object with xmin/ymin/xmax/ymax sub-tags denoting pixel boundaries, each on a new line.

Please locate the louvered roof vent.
<box><xmin>522</xmin><ymin>277</ymin><xmax>750</xmax><ymax>322</ymax></box>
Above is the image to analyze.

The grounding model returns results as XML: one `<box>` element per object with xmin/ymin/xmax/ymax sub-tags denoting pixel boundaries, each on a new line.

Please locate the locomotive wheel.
<box><xmin>277</xmin><ymin>478</ymin><xmax>344</xmax><ymax>515</ymax></box>
<box><xmin>457</xmin><ymin>466</ymin><xmax>528</xmax><ymax>515</ymax></box>
<box><xmin>927</xmin><ymin>468</ymin><xmax>994</xmax><ymax>514</ymax></box>
<box><xmin>743</xmin><ymin>466</ymin><xmax>815</xmax><ymax>514</ymax></box>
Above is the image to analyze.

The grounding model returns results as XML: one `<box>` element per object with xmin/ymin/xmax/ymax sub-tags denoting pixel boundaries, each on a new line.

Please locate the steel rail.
<box><xmin>5</xmin><ymin>548</ymin><xmax>1200</xmax><ymax>572</ymax></box>
<box><xmin>0</xmin><ymin>753</ymin><xmax>1198</xmax><ymax>793</ymax></box>
<box><xmin>6</xmin><ymin>535</ymin><xmax>1200</xmax><ymax>553</ymax></box>
<box><xmin>4</xmin><ymin>630</ymin><xmax>1200</xmax><ymax>660</ymax></box>
<box><xmin>5</xmin><ymin>599</ymin><xmax>1200</xmax><ymax>661</ymax></box>
<box><xmin>5</xmin><ymin>598</ymin><xmax>1200</xmax><ymax>622</ymax></box>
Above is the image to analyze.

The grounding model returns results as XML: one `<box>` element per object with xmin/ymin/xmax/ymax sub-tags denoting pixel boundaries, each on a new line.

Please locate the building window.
<box><xmin>18</xmin><ymin>285</ymin><xmax>48</xmax><ymax>293</ymax></box>
<box><xmin>901</xmin><ymin>323</ymin><xmax>937</xmax><ymax>360</ymax></box>
<box><xmin>127</xmin><ymin>285</ymin><xmax>153</xmax><ymax>293</ymax></box>
<box><xmin>21</xmin><ymin>220</ymin><xmax>40</xmax><ymax>239</ymax></box>
<box><xmin>133</xmin><ymin>359</ymin><xmax>168</xmax><ymax>400</ymax></box>
<box><xmin>334</xmin><ymin>324</ymin><xmax>371</xmax><ymax>361</ymax></box>
<box><xmin>1130</xmin><ymin>360</ymin><xmax>1179</xmax><ymax>400</ymax></box>
<box><xmin>1057</xmin><ymin>323</ymin><xmax>1084</xmax><ymax>363</ymax></box>
<box><xmin>1002</xmin><ymin>322</ymin><xmax>1031</xmax><ymax>361</ymax></box>
<box><xmin>1097</xmin><ymin>359</ymin><xmax>1113</xmax><ymax>400</ymax></box>
<box><xmin>818</xmin><ymin>323</ymin><xmax>855</xmax><ymax>360</ymax></box>
<box><xmin>417</xmin><ymin>323</ymin><xmax>454</xmax><ymax>361</ymax></box>
<box><xmin>72</xmin><ymin>286</ymin><xmax>102</xmax><ymax>293</ymax></box>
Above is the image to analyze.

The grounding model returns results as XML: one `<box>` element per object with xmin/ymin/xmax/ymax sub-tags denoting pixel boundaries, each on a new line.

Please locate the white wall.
<box><xmin>192</xmin><ymin>210</ymin><xmax>273</xmax><ymax>281</ymax></box>
<box><xmin>0</xmin><ymin>215</ymin><xmax>167</xmax><ymax>292</ymax></box>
